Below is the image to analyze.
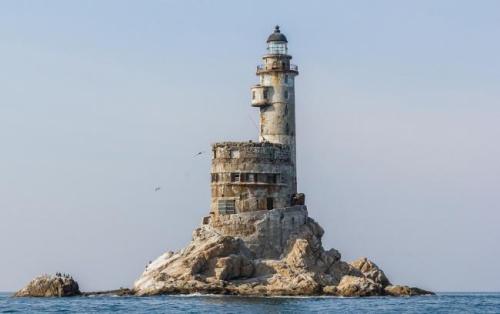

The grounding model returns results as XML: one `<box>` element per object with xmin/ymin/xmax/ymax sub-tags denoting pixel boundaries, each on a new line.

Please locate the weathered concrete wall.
<box><xmin>255</xmin><ymin>53</ymin><xmax>298</xmax><ymax>192</ymax></box>
<box><xmin>209</xmin><ymin>205</ymin><xmax>315</xmax><ymax>259</ymax></box>
<box><xmin>210</xmin><ymin>141</ymin><xmax>294</xmax><ymax>216</ymax></box>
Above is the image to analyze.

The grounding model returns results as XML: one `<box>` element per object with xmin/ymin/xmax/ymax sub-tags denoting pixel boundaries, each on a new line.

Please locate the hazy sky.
<box><xmin>1</xmin><ymin>0</ymin><xmax>499</xmax><ymax>292</ymax></box>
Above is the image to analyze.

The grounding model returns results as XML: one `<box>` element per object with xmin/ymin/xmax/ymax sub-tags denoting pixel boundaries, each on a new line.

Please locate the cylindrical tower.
<box><xmin>251</xmin><ymin>26</ymin><xmax>299</xmax><ymax>192</ymax></box>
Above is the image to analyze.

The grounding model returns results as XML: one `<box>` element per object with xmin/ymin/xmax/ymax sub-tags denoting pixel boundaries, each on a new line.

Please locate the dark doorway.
<box><xmin>267</xmin><ymin>197</ymin><xmax>274</xmax><ymax>210</ymax></box>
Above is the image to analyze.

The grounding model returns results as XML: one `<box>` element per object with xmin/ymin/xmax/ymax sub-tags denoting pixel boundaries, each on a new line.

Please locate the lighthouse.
<box><xmin>209</xmin><ymin>26</ymin><xmax>303</xmax><ymax>217</ymax></box>
<box><xmin>251</xmin><ymin>25</ymin><xmax>299</xmax><ymax>192</ymax></box>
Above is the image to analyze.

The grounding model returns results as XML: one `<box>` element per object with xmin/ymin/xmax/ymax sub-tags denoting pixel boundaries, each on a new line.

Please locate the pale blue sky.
<box><xmin>1</xmin><ymin>0</ymin><xmax>499</xmax><ymax>292</ymax></box>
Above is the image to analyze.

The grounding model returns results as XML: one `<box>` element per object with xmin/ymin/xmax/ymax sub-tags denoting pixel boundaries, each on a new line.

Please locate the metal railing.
<box><xmin>256</xmin><ymin>64</ymin><xmax>298</xmax><ymax>72</ymax></box>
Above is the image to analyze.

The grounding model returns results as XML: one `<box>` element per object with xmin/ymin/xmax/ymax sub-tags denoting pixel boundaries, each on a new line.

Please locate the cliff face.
<box><xmin>133</xmin><ymin>206</ymin><xmax>432</xmax><ymax>296</ymax></box>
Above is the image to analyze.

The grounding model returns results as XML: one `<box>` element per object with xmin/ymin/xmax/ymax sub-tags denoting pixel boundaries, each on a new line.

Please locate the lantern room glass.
<box><xmin>267</xmin><ymin>42</ymin><xmax>287</xmax><ymax>55</ymax></box>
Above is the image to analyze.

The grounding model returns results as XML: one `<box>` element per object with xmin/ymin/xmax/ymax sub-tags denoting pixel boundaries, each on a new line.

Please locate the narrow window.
<box><xmin>211</xmin><ymin>173</ymin><xmax>219</xmax><ymax>182</ymax></box>
<box><xmin>252</xmin><ymin>91</ymin><xmax>256</xmax><ymax>100</ymax></box>
<box><xmin>263</xmin><ymin>89</ymin><xmax>268</xmax><ymax>99</ymax></box>
<box><xmin>248</xmin><ymin>173</ymin><xmax>255</xmax><ymax>182</ymax></box>
<box><xmin>285</xmin><ymin>104</ymin><xmax>288</xmax><ymax>115</ymax></box>
<box><xmin>218</xmin><ymin>199</ymin><xmax>235</xmax><ymax>215</ymax></box>
<box><xmin>284</xmin><ymin>90</ymin><xmax>289</xmax><ymax>99</ymax></box>
<box><xmin>240</xmin><ymin>173</ymin><xmax>248</xmax><ymax>182</ymax></box>
<box><xmin>271</xmin><ymin>174</ymin><xmax>278</xmax><ymax>184</ymax></box>
<box><xmin>231</xmin><ymin>173</ymin><xmax>240</xmax><ymax>182</ymax></box>
<box><xmin>266</xmin><ymin>198</ymin><xmax>274</xmax><ymax>210</ymax></box>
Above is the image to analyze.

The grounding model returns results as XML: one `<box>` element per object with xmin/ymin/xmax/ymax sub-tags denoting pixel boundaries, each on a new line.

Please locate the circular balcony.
<box><xmin>256</xmin><ymin>63</ymin><xmax>298</xmax><ymax>75</ymax></box>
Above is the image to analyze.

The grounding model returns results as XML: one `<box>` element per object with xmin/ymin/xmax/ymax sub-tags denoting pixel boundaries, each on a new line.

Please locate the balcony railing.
<box><xmin>256</xmin><ymin>64</ymin><xmax>298</xmax><ymax>72</ymax></box>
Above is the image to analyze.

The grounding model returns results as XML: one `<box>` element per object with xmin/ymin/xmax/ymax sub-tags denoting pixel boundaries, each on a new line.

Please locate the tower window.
<box><xmin>231</xmin><ymin>173</ymin><xmax>240</xmax><ymax>182</ymax></box>
<box><xmin>263</xmin><ymin>89</ymin><xmax>268</xmax><ymax>99</ymax></box>
<box><xmin>285</xmin><ymin>104</ymin><xmax>288</xmax><ymax>115</ymax></box>
<box><xmin>211</xmin><ymin>173</ymin><xmax>219</xmax><ymax>182</ymax></box>
<box><xmin>266</xmin><ymin>198</ymin><xmax>274</xmax><ymax>210</ymax></box>
<box><xmin>284</xmin><ymin>90</ymin><xmax>289</xmax><ymax>99</ymax></box>
<box><xmin>252</xmin><ymin>91</ymin><xmax>256</xmax><ymax>100</ymax></box>
<box><xmin>240</xmin><ymin>173</ymin><xmax>249</xmax><ymax>182</ymax></box>
<box><xmin>284</xmin><ymin>75</ymin><xmax>289</xmax><ymax>84</ymax></box>
<box><xmin>218</xmin><ymin>199</ymin><xmax>235</xmax><ymax>215</ymax></box>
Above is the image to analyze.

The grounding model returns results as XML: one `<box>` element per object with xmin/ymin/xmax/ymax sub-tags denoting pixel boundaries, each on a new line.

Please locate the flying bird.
<box><xmin>154</xmin><ymin>187</ymin><xmax>161</xmax><ymax>192</ymax></box>
<box><xmin>193</xmin><ymin>151</ymin><xmax>205</xmax><ymax>157</ymax></box>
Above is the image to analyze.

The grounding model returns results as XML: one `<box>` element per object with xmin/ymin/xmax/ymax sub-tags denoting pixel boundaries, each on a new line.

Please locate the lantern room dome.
<box><xmin>267</xmin><ymin>25</ymin><xmax>288</xmax><ymax>43</ymax></box>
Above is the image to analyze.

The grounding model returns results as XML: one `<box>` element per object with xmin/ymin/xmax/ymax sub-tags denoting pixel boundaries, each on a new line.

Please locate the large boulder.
<box><xmin>350</xmin><ymin>257</ymin><xmax>391</xmax><ymax>286</ymax></box>
<box><xmin>14</xmin><ymin>274</ymin><xmax>80</xmax><ymax>297</ymax></box>
<box><xmin>213</xmin><ymin>254</ymin><xmax>254</xmax><ymax>280</ymax></box>
<box><xmin>336</xmin><ymin>275</ymin><xmax>382</xmax><ymax>297</ymax></box>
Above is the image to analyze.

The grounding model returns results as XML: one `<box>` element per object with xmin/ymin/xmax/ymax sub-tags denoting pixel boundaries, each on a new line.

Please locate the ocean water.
<box><xmin>1</xmin><ymin>293</ymin><xmax>499</xmax><ymax>313</ymax></box>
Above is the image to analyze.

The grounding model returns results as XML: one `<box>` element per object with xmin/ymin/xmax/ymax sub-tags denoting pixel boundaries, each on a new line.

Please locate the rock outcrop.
<box><xmin>133</xmin><ymin>206</ymin><xmax>433</xmax><ymax>297</ymax></box>
<box><xmin>384</xmin><ymin>285</ymin><xmax>434</xmax><ymax>297</ymax></box>
<box><xmin>350</xmin><ymin>257</ymin><xmax>391</xmax><ymax>287</ymax></box>
<box><xmin>14</xmin><ymin>274</ymin><xmax>80</xmax><ymax>297</ymax></box>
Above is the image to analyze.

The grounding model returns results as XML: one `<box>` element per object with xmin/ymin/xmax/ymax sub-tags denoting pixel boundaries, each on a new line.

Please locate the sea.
<box><xmin>1</xmin><ymin>292</ymin><xmax>499</xmax><ymax>313</ymax></box>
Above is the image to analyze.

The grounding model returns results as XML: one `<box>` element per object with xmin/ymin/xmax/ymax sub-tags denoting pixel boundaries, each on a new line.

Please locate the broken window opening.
<box><xmin>218</xmin><ymin>199</ymin><xmax>236</xmax><ymax>215</ymax></box>
<box><xmin>211</xmin><ymin>173</ymin><xmax>219</xmax><ymax>183</ymax></box>
<box><xmin>266</xmin><ymin>198</ymin><xmax>274</xmax><ymax>210</ymax></box>
<box><xmin>230</xmin><ymin>173</ymin><xmax>240</xmax><ymax>182</ymax></box>
<box><xmin>271</xmin><ymin>174</ymin><xmax>278</xmax><ymax>184</ymax></box>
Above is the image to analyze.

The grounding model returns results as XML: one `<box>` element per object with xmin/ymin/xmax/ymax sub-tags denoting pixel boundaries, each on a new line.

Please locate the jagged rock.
<box><xmin>285</xmin><ymin>239</ymin><xmax>317</xmax><ymax>269</ymax></box>
<box><xmin>214</xmin><ymin>255</ymin><xmax>254</xmax><ymax>280</ymax></box>
<box><xmin>384</xmin><ymin>285</ymin><xmax>435</xmax><ymax>296</ymax></box>
<box><xmin>336</xmin><ymin>275</ymin><xmax>382</xmax><ymax>297</ymax></box>
<box><xmin>350</xmin><ymin>257</ymin><xmax>391</xmax><ymax>287</ymax></box>
<box><xmin>14</xmin><ymin>274</ymin><xmax>80</xmax><ymax>297</ymax></box>
<box><xmin>133</xmin><ymin>206</ymin><xmax>432</xmax><ymax>297</ymax></box>
<box><xmin>322</xmin><ymin>285</ymin><xmax>337</xmax><ymax>295</ymax></box>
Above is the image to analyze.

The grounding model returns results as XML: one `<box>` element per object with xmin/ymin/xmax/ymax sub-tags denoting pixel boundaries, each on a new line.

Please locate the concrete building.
<box><xmin>209</xmin><ymin>26</ymin><xmax>303</xmax><ymax>218</ymax></box>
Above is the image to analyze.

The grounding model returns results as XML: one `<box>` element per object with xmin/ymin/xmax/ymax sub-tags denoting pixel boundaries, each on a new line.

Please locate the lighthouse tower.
<box><xmin>209</xmin><ymin>26</ymin><xmax>303</xmax><ymax>217</ymax></box>
<box><xmin>251</xmin><ymin>26</ymin><xmax>299</xmax><ymax>192</ymax></box>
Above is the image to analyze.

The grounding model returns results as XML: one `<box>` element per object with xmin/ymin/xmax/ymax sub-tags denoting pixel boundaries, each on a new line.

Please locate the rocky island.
<box><xmin>133</xmin><ymin>207</ymin><xmax>431</xmax><ymax>297</ymax></box>
<box><xmin>14</xmin><ymin>274</ymin><xmax>80</xmax><ymax>297</ymax></box>
<box><xmin>15</xmin><ymin>26</ymin><xmax>432</xmax><ymax>298</ymax></box>
<box><xmin>132</xmin><ymin>26</ymin><xmax>432</xmax><ymax>297</ymax></box>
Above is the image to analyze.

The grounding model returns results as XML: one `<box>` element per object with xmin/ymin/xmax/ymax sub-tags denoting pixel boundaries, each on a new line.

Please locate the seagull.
<box><xmin>154</xmin><ymin>187</ymin><xmax>161</xmax><ymax>192</ymax></box>
<box><xmin>193</xmin><ymin>151</ymin><xmax>205</xmax><ymax>157</ymax></box>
